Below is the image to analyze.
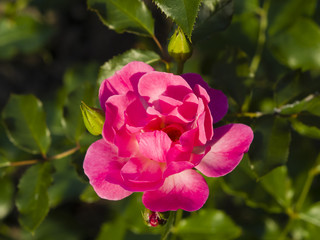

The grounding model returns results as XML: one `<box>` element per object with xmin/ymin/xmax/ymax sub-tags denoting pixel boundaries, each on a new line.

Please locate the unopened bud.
<box><xmin>143</xmin><ymin>209</ymin><xmax>167</xmax><ymax>227</ymax></box>
<box><xmin>80</xmin><ymin>101</ymin><xmax>105</xmax><ymax>136</ymax></box>
<box><xmin>168</xmin><ymin>28</ymin><xmax>193</xmax><ymax>63</ymax></box>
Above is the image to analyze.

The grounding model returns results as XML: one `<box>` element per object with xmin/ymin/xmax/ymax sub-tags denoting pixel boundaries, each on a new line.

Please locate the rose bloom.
<box><xmin>84</xmin><ymin>62</ymin><xmax>253</xmax><ymax>212</ymax></box>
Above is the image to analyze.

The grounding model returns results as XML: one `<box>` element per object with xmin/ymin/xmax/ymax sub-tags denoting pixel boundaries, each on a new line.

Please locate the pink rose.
<box><xmin>83</xmin><ymin>62</ymin><xmax>253</xmax><ymax>212</ymax></box>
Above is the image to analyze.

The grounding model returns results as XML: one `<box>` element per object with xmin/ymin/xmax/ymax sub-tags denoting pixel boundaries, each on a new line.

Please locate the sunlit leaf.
<box><xmin>2</xmin><ymin>94</ymin><xmax>51</xmax><ymax>155</ymax></box>
<box><xmin>0</xmin><ymin>177</ymin><xmax>14</xmax><ymax>219</ymax></box>
<box><xmin>16</xmin><ymin>162</ymin><xmax>53</xmax><ymax>232</ymax></box>
<box><xmin>300</xmin><ymin>202</ymin><xmax>320</xmax><ymax>227</ymax></box>
<box><xmin>153</xmin><ymin>0</ymin><xmax>202</xmax><ymax>39</ymax></box>
<box><xmin>290</xmin><ymin>118</ymin><xmax>320</xmax><ymax>140</ymax></box>
<box><xmin>87</xmin><ymin>0</ymin><xmax>154</xmax><ymax>36</ymax></box>
<box><xmin>278</xmin><ymin>94</ymin><xmax>320</xmax><ymax>116</ymax></box>
<box><xmin>98</xmin><ymin>49</ymin><xmax>161</xmax><ymax>84</ymax></box>
<box><xmin>175</xmin><ymin>209</ymin><xmax>241</xmax><ymax>240</ymax></box>
<box><xmin>269</xmin><ymin>18</ymin><xmax>320</xmax><ymax>70</ymax></box>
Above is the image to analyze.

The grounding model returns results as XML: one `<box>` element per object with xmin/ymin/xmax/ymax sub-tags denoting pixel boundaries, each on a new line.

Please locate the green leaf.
<box><xmin>193</xmin><ymin>0</ymin><xmax>234</xmax><ymax>42</ymax></box>
<box><xmin>97</xmin><ymin>49</ymin><xmax>161</xmax><ymax>84</ymax></box>
<box><xmin>291</xmin><ymin>220</ymin><xmax>320</xmax><ymax>240</ymax></box>
<box><xmin>300</xmin><ymin>202</ymin><xmax>320</xmax><ymax>227</ymax></box>
<box><xmin>260</xmin><ymin>166</ymin><xmax>293</xmax><ymax>208</ymax></box>
<box><xmin>278</xmin><ymin>94</ymin><xmax>320</xmax><ymax>116</ymax></box>
<box><xmin>61</xmin><ymin>63</ymin><xmax>99</xmax><ymax>142</ymax></box>
<box><xmin>16</xmin><ymin>162</ymin><xmax>53</xmax><ymax>232</ymax></box>
<box><xmin>290</xmin><ymin>118</ymin><xmax>320</xmax><ymax>140</ymax></box>
<box><xmin>0</xmin><ymin>15</ymin><xmax>53</xmax><ymax>59</ymax></box>
<box><xmin>221</xmin><ymin>156</ymin><xmax>284</xmax><ymax>213</ymax></box>
<box><xmin>249</xmin><ymin>117</ymin><xmax>291</xmax><ymax>177</ymax></box>
<box><xmin>96</xmin><ymin>217</ymin><xmax>126</xmax><ymax>240</ymax></box>
<box><xmin>153</xmin><ymin>0</ymin><xmax>202</xmax><ymax>39</ymax></box>
<box><xmin>269</xmin><ymin>18</ymin><xmax>320</xmax><ymax>70</ymax></box>
<box><xmin>268</xmin><ymin>0</ymin><xmax>317</xmax><ymax>36</ymax></box>
<box><xmin>87</xmin><ymin>0</ymin><xmax>154</xmax><ymax>36</ymax></box>
<box><xmin>0</xmin><ymin>177</ymin><xmax>14</xmax><ymax>219</ymax></box>
<box><xmin>2</xmin><ymin>94</ymin><xmax>51</xmax><ymax>155</ymax></box>
<box><xmin>175</xmin><ymin>209</ymin><xmax>241</xmax><ymax>240</ymax></box>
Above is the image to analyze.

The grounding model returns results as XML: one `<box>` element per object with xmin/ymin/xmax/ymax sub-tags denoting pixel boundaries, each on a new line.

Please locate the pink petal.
<box><xmin>83</xmin><ymin>139</ymin><xmax>132</xmax><ymax>200</ymax></box>
<box><xmin>142</xmin><ymin>169</ymin><xmax>209</xmax><ymax>212</ymax></box>
<box><xmin>120</xmin><ymin>157</ymin><xmax>164</xmax><ymax>192</ymax></box>
<box><xmin>138</xmin><ymin>72</ymin><xmax>192</xmax><ymax>103</ymax></box>
<box><xmin>196</xmin><ymin>124</ymin><xmax>254</xmax><ymax>177</ymax></box>
<box><xmin>139</xmin><ymin>131</ymin><xmax>172</xmax><ymax>162</ymax></box>
<box><xmin>99</xmin><ymin>62</ymin><xmax>153</xmax><ymax>111</ymax></box>
<box><xmin>114</xmin><ymin>126</ymin><xmax>138</xmax><ymax>157</ymax></box>
<box><xmin>178</xmin><ymin>93</ymin><xmax>199</xmax><ymax>120</ymax></box>
<box><xmin>182</xmin><ymin>73</ymin><xmax>228</xmax><ymax>123</ymax></box>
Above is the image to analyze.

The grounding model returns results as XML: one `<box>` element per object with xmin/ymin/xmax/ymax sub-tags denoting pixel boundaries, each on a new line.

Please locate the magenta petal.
<box><xmin>139</xmin><ymin>131</ymin><xmax>172</xmax><ymax>162</ymax></box>
<box><xmin>142</xmin><ymin>169</ymin><xmax>209</xmax><ymax>212</ymax></box>
<box><xmin>138</xmin><ymin>72</ymin><xmax>192</xmax><ymax>103</ymax></box>
<box><xmin>120</xmin><ymin>157</ymin><xmax>164</xmax><ymax>192</ymax></box>
<box><xmin>99</xmin><ymin>62</ymin><xmax>153</xmax><ymax>111</ymax></box>
<box><xmin>196</xmin><ymin>124</ymin><xmax>254</xmax><ymax>177</ymax></box>
<box><xmin>182</xmin><ymin>73</ymin><xmax>228</xmax><ymax>123</ymax></box>
<box><xmin>83</xmin><ymin>139</ymin><xmax>132</xmax><ymax>200</ymax></box>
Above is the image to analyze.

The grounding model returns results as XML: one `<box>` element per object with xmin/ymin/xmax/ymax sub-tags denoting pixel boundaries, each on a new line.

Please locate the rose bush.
<box><xmin>83</xmin><ymin>61</ymin><xmax>253</xmax><ymax>212</ymax></box>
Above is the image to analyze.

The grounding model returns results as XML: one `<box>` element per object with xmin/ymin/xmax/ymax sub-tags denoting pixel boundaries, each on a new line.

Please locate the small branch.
<box><xmin>48</xmin><ymin>144</ymin><xmax>81</xmax><ymax>161</ymax></box>
<box><xmin>152</xmin><ymin>35</ymin><xmax>165</xmax><ymax>57</ymax></box>
<box><xmin>0</xmin><ymin>144</ymin><xmax>81</xmax><ymax>168</ymax></box>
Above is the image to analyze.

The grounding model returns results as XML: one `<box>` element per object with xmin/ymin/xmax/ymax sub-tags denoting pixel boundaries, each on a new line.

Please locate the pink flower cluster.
<box><xmin>83</xmin><ymin>62</ymin><xmax>253</xmax><ymax>212</ymax></box>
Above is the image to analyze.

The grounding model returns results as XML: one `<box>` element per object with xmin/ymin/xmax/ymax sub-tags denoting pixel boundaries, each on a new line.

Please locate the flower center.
<box><xmin>162</xmin><ymin>124</ymin><xmax>184</xmax><ymax>142</ymax></box>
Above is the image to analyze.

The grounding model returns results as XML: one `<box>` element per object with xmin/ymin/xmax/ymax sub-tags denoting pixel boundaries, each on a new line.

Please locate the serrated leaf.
<box><xmin>2</xmin><ymin>94</ymin><xmax>51</xmax><ymax>155</ymax></box>
<box><xmin>97</xmin><ymin>49</ymin><xmax>161</xmax><ymax>84</ymax></box>
<box><xmin>0</xmin><ymin>15</ymin><xmax>53</xmax><ymax>60</ymax></box>
<box><xmin>269</xmin><ymin>18</ymin><xmax>320</xmax><ymax>70</ymax></box>
<box><xmin>260</xmin><ymin>166</ymin><xmax>293</xmax><ymax>208</ymax></box>
<box><xmin>193</xmin><ymin>0</ymin><xmax>234</xmax><ymax>42</ymax></box>
<box><xmin>249</xmin><ymin>117</ymin><xmax>291</xmax><ymax>177</ymax></box>
<box><xmin>16</xmin><ymin>162</ymin><xmax>53</xmax><ymax>232</ymax></box>
<box><xmin>175</xmin><ymin>209</ymin><xmax>241</xmax><ymax>240</ymax></box>
<box><xmin>87</xmin><ymin>0</ymin><xmax>154</xmax><ymax>36</ymax></box>
<box><xmin>153</xmin><ymin>0</ymin><xmax>202</xmax><ymax>39</ymax></box>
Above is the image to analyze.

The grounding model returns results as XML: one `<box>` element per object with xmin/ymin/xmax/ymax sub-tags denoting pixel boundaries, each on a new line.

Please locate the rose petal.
<box><xmin>99</xmin><ymin>62</ymin><xmax>153</xmax><ymax>111</ymax></box>
<box><xmin>120</xmin><ymin>157</ymin><xmax>164</xmax><ymax>191</ymax></box>
<box><xmin>196</xmin><ymin>124</ymin><xmax>254</xmax><ymax>177</ymax></box>
<box><xmin>142</xmin><ymin>169</ymin><xmax>209</xmax><ymax>212</ymax></box>
<box><xmin>83</xmin><ymin>139</ymin><xmax>132</xmax><ymax>200</ymax></box>
<box><xmin>138</xmin><ymin>72</ymin><xmax>192</xmax><ymax>103</ymax></box>
<box><xmin>139</xmin><ymin>131</ymin><xmax>172</xmax><ymax>162</ymax></box>
<box><xmin>114</xmin><ymin>126</ymin><xmax>139</xmax><ymax>157</ymax></box>
<box><xmin>182</xmin><ymin>73</ymin><xmax>228</xmax><ymax>123</ymax></box>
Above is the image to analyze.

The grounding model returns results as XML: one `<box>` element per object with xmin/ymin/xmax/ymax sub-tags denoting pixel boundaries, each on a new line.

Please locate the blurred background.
<box><xmin>1</xmin><ymin>0</ymin><xmax>320</xmax><ymax>239</ymax></box>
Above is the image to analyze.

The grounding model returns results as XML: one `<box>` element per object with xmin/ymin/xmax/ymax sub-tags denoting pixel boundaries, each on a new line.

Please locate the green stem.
<box><xmin>279</xmin><ymin>218</ymin><xmax>294</xmax><ymax>240</ymax></box>
<box><xmin>177</xmin><ymin>61</ymin><xmax>185</xmax><ymax>75</ymax></box>
<box><xmin>152</xmin><ymin>35</ymin><xmax>165</xmax><ymax>57</ymax></box>
<box><xmin>249</xmin><ymin>0</ymin><xmax>270</xmax><ymax>78</ymax></box>
<box><xmin>161</xmin><ymin>209</ymin><xmax>183</xmax><ymax>240</ymax></box>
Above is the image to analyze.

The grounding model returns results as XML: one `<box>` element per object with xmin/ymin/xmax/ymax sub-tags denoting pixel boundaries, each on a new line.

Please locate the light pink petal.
<box><xmin>142</xmin><ymin>169</ymin><xmax>209</xmax><ymax>212</ymax></box>
<box><xmin>139</xmin><ymin>131</ymin><xmax>172</xmax><ymax>162</ymax></box>
<box><xmin>138</xmin><ymin>72</ymin><xmax>192</xmax><ymax>103</ymax></box>
<box><xmin>99</xmin><ymin>62</ymin><xmax>153</xmax><ymax>111</ymax></box>
<box><xmin>182</xmin><ymin>73</ymin><xmax>228</xmax><ymax>123</ymax></box>
<box><xmin>83</xmin><ymin>139</ymin><xmax>132</xmax><ymax>200</ymax></box>
<box><xmin>120</xmin><ymin>157</ymin><xmax>164</xmax><ymax>191</ymax></box>
<box><xmin>196</xmin><ymin>124</ymin><xmax>254</xmax><ymax>177</ymax></box>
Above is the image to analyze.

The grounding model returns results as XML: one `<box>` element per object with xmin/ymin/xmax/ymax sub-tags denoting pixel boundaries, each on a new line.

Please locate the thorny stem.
<box><xmin>0</xmin><ymin>144</ymin><xmax>81</xmax><ymax>168</ymax></box>
<box><xmin>249</xmin><ymin>0</ymin><xmax>270</xmax><ymax>78</ymax></box>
